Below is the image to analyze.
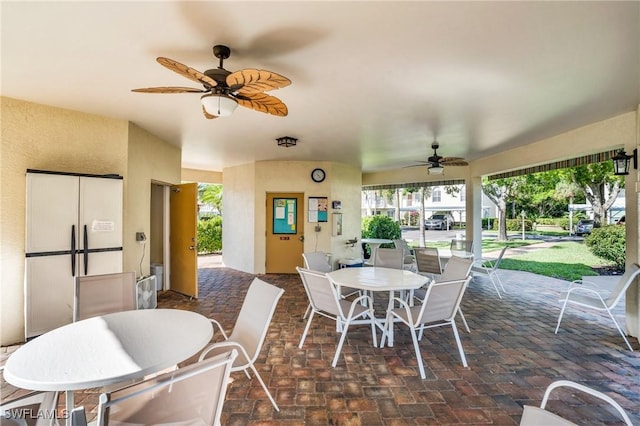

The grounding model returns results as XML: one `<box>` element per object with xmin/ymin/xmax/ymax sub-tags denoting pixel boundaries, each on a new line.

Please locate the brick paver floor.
<box><xmin>2</xmin><ymin>255</ymin><xmax>639</xmax><ymax>425</ymax></box>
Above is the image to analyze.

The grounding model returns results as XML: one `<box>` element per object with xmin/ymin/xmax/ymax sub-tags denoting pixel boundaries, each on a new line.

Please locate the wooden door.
<box><xmin>170</xmin><ymin>183</ymin><xmax>198</xmax><ymax>298</ymax></box>
<box><xmin>266</xmin><ymin>193</ymin><xmax>304</xmax><ymax>273</ymax></box>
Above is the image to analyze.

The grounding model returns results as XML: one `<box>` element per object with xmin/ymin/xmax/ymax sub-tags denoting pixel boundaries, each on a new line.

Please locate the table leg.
<box><xmin>65</xmin><ymin>390</ymin><xmax>74</xmax><ymax>426</ymax></box>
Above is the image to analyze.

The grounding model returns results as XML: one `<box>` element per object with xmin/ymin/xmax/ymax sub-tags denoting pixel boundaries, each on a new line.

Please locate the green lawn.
<box><xmin>498</xmin><ymin>241</ymin><xmax>615</xmax><ymax>281</ymax></box>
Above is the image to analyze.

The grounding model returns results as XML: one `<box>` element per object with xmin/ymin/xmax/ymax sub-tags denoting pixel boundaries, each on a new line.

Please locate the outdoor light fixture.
<box><xmin>276</xmin><ymin>136</ymin><xmax>298</xmax><ymax>147</ymax></box>
<box><xmin>200</xmin><ymin>94</ymin><xmax>238</xmax><ymax>117</ymax></box>
<box><xmin>612</xmin><ymin>148</ymin><xmax>638</xmax><ymax>176</ymax></box>
<box><xmin>428</xmin><ymin>165</ymin><xmax>444</xmax><ymax>175</ymax></box>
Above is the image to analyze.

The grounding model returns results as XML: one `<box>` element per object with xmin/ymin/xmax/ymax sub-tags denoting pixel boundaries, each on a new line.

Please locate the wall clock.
<box><xmin>311</xmin><ymin>168</ymin><xmax>326</xmax><ymax>183</ymax></box>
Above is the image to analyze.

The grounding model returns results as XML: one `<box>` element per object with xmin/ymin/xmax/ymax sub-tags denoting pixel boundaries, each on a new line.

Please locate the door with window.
<box><xmin>266</xmin><ymin>192</ymin><xmax>304</xmax><ymax>273</ymax></box>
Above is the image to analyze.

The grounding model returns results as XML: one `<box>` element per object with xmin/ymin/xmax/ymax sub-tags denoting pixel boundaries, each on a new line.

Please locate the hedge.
<box><xmin>197</xmin><ymin>216</ymin><xmax>222</xmax><ymax>254</ymax></box>
<box><xmin>584</xmin><ymin>225</ymin><xmax>626</xmax><ymax>269</ymax></box>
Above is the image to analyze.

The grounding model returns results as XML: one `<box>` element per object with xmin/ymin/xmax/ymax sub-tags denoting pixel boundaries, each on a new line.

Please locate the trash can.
<box><xmin>150</xmin><ymin>264</ymin><xmax>163</xmax><ymax>291</ymax></box>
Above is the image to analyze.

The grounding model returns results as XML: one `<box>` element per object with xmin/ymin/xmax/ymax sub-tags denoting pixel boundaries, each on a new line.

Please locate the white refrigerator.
<box><xmin>25</xmin><ymin>170</ymin><xmax>123</xmax><ymax>338</ymax></box>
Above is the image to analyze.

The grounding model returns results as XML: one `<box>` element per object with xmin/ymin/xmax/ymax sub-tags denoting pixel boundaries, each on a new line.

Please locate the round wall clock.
<box><xmin>311</xmin><ymin>168</ymin><xmax>326</xmax><ymax>183</ymax></box>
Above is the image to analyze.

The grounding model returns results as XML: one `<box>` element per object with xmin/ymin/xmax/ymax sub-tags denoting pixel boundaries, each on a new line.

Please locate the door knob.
<box><xmin>189</xmin><ymin>246</ymin><xmax>195</xmax><ymax>250</ymax></box>
<box><xmin>299</xmin><ymin>235</ymin><xmax>305</xmax><ymax>242</ymax></box>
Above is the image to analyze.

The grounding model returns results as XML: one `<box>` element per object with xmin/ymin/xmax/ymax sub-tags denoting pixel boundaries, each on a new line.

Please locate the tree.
<box><xmin>482</xmin><ymin>178</ymin><xmax>521</xmax><ymax>241</ymax></box>
<box><xmin>568</xmin><ymin>162</ymin><xmax>623</xmax><ymax>226</ymax></box>
<box><xmin>198</xmin><ymin>183</ymin><xmax>223</xmax><ymax>215</ymax></box>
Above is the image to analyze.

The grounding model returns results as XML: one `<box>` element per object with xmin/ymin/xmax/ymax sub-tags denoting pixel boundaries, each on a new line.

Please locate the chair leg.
<box><xmin>605</xmin><ymin>308</ymin><xmax>634</xmax><ymax>351</ymax></box>
<box><xmin>332</xmin><ymin>321</ymin><xmax>350</xmax><ymax>367</ymax></box>
<box><xmin>487</xmin><ymin>271</ymin><xmax>502</xmax><ymax>299</ymax></box>
<box><xmin>303</xmin><ymin>303</ymin><xmax>311</xmax><ymax>319</ymax></box>
<box><xmin>494</xmin><ymin>271</ymin><xmax>506</xmax><ymax>294</ymax></box>
<box><xmin>457</xmin><ymin>308</ymin><xmax>470</xmax><ymax>333</ymax></box>
<box><xmin>248</xmin><ymin>364</ymin><xmax>280</xmax><ymax>412</ymax></box>
<box><xmin>409</xmin><ymin>327</ymin><xmax>427</xmax><ymax>379</ymax></box>
<box><xmin>554</xmin><ymin>298</ymin><xmax>570</xmax><ymax>334</ymax></box>
<box><xmin>299</xmin><ymin>310</ymin><xmax>316</xmax><ymax>348</ymax></box>
<box><xmin>450</xmin><ymin>319</ymin><xmax>468</xmax><ymax>367</ymax></box>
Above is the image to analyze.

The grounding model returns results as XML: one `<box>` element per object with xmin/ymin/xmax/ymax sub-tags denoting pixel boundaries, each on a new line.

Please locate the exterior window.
<box><xmin>432</xmin><ymin>189</ymin><xmax>441</xmax><ymax>203</ymax></box>
<box><xmin>460</xmin><ymin>190</ymin><xmax>465</xmax><ymax>202</ymax></box>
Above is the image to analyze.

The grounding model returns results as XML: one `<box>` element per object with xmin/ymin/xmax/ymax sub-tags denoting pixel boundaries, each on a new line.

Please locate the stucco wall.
<box><xmin>125</xmin><ymin>123</ymin><xmax>181</xmax><ymax>277</ymax></box>
<box><xmin>223</xmin><ymin>161</ymin><xmax>362</xmax><ymax>274</ymax></box>
<box><xmin>1</xmin><ymin>97</ymin><xmax>128</xmax><ymax>345</ymax></box>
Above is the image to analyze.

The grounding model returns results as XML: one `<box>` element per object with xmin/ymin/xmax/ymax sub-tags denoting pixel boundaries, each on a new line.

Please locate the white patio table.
<box><xmin>361</xmin><ymin>238</ymin><xmax>393</xmax><ymax>265</ymax></box>
<box><xmin>327</xmin><ymin>266</ymin><xmax>429</xmax><ymax>347</ymax></box>
<box><xmin>3</xmin><ymin>309</ymin><xmax>213</xmax><ymax>425</ymax></box>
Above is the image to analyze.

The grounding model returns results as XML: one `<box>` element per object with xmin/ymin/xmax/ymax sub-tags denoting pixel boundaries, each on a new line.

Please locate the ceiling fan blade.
<box><xmin>227</xmin><ymin>68</ymin><xmax>291</xmax><ymax>94</ymax></box>
<box><xmin>131</xmin><ymin>86</ymin><xmax>207</xmax><ymax>93</ymax></box>
<box><xmin>202</xmin><ymin>106</ymin><xmax>218</xmax><ymax>120</ymax></box>
<box><xmin>235</xmin><ymin>92</ymin><xmax>288</xmax><ymax>116</ymax></box>
<box><xmin>156</xmin><ymin>57</ymin><xmax>218</xmax><ymax>88</ymax></box>
<box><xmin>441</xmin><ymin>157</ymin><xmax>469</xmax><ymax>166</ymax></box>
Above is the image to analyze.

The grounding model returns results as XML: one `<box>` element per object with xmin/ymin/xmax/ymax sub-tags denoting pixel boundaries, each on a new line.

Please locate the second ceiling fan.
<box><xmin>412</xmin><ymin>141</ymin><xmax>469</xmax><ymax>174</ymax></box>
<box><xmin>132</xmin><ymin>45</ymin><xmax>291</xmax><ymax>119</ymax></box>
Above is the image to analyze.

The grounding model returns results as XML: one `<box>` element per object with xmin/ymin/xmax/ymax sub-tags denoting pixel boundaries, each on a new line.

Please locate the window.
<box><xmin>432</xmin><ymin>189</ymin><xmax>441</xmax><ymax>203</ymax></box>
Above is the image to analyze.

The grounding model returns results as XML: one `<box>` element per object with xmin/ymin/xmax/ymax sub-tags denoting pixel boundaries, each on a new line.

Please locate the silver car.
<box><xmin>425</xmin><ymin>214</ymin><xmax>453</xmax><ymax>230</ymax></box>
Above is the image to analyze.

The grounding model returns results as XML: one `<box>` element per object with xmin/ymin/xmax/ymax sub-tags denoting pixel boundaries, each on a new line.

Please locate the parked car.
<box><xmin>574</xmin><ymin>219</ymin><xmax>594</xmax><ymax>236</ymax></box>
<box><xmin>425</xmin><ymin>214</ymin><xmax>453</xmax><ymax>230</ymax></box>
<box><xmin>615</xmin><ymin>215</ymin><xmax>625</xmax><ymax>225</ymax></box>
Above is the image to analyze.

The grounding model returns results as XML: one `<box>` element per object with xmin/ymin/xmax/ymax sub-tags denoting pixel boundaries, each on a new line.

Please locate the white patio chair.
<box><xmin>520</xmin><ymin>380</ymin><xmax>633</xmax><ymax>425</ymax></box>
<box><xmin>471</xmin><ymin>246</ymin><xmax>507</xmax><ymax>298</ymax></box>
<box><xmin>555</xmin><ymin>263</ymin><xmax>640</xmax><ymax>351</ymax></box>
<box><xmin>73</xmin><ymin>272</ymin><xmax>137</xmax><ymax>322</ymax></box>
<box><xmin>71</xmin><ymin>349</ymin><xmax>237</xmax><ymax>426</ymax></box>
<box><xmin>198</xmin><ymin>278</ymin><xmax>284</xmax><ymax>411</ymax></box>
<box><xmin>393</xmin><ymin>239</ymin><xmax>416</xmax><ymax>271</ymax></box>
<box><xmin>450</xmin><ymin>239</ymin><xmax>474</xmax><ymax>258</ymax></box>
<box><xmin>413</xmin><ymin>255</ymin><xmax>473</xmax><ymax>333</ymax></box>
<box><xmin>414</xmin><ymin>247</ymin><xmax>442</xmax><ymax>279</ymax></box>
<box><xmin>373</xmin><ymin>247</ymin><xmax>404</xmax><ymax>269</ymax></box>
<box><xmin>297</xmin><ymin>267</ymin><xmax>378</xmax><ymax>367</ymax></box>
<box><xmin>302</xmin><ymin>251</ymin><xmax>360</xmax><ymax>318</ymax></box>
<box><xmin>381</xmin><ymin>276</ymin><xmax>472</xmax><ymax>379</ymax></box>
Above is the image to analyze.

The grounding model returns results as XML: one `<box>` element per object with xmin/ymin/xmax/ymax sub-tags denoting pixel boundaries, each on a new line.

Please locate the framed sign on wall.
<box><xmin>308</xmin><ymin>196</ymin><xmax>328</xmax><ymax>222</ymax></box>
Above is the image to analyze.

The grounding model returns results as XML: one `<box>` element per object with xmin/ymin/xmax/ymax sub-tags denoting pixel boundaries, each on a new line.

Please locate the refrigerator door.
<box><xmin>26</xmin><ymin>173</ymin><xmax>79</xmax><ymax>254</ymax></box>
<box><xmin>25</xmin><ymin>255</ymin><xmax>75</xmax><ymax>337</ymax></box>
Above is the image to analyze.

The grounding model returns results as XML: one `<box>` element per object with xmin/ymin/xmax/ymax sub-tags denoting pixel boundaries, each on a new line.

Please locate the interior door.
<box><xmin>266</xmin><ymin>192</ymin><xmax>304</xmax><ymax>273</ymax></box>
<box><xmin>170</xmin><ymin>183</ymin><xmax>198</xmax><ymax>298</ymax></box>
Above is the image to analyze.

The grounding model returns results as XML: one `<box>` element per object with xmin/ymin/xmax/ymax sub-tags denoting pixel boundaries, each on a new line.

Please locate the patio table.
<box><xmin>3</xmin><ymin>309</ymin><xmax>213</xmax><ymax>425</ymax></box>
<box><xmin>327</xmin><ymin>266</ymin><xmax>429</xmax><ymax>346</ymax></box>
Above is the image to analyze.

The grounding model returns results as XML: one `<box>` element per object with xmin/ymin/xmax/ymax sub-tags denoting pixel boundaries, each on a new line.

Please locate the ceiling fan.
<box><xmin>132</xmin><ymin>45</ymin><xmax>291</xmax><ymax>119</ymax></box>
<box><xmin>411</xmin><ymin>141</ymin><xmax>469</xmax><ymax>175</ymax></box>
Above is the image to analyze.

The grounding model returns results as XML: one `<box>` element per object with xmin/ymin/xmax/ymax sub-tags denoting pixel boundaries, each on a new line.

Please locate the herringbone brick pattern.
<box><xmin>2</xmin><ymin>258</ymin><xmax>639</xmax><ymax>425</ymax></box>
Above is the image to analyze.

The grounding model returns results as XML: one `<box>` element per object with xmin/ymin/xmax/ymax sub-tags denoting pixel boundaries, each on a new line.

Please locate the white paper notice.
<box><xmin>275</xmin><ymin>206</ymin><xmax>286</xmax><ymax>219</ymax></box>
<box><xmin>308</xmin><ymin>211</ymin><xmax>318</xmax><ymax>222</ymax></box>
<box><xmin>92</xmin><ymin>220</ymin><xmax>115</xmax><ymax>232</ymax></box>
<box><xmin>308</xmin><ymin>198</ymin><xmax>318</xmax><ymax>210</ymax></box>
<box><xmin>287</xmin><ymin>212</ymin><xmax>295</xmax><ymax>225</ymax></box>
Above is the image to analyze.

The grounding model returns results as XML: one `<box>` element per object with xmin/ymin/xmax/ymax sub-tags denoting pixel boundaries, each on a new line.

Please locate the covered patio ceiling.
<box><xmin>2</xmin><ymin>2</ymin><xmax>639</xmax><ymax>174</ymax></box>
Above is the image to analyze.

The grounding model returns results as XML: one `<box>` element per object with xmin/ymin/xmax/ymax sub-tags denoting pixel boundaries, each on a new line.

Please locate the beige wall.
<box><xmin>0</xmin><ymin>97</ymin><xmax>181</xmax><ymax>345</ymax></box>
<box><xmin>223</xmin><ymin>161</ymin><xmax>362</xmax><ymax>274</ymax></box>
<box><xmin>182</xmin><ymin>168</ymin><xmax>222</xmax><ymax>184</ymax></box>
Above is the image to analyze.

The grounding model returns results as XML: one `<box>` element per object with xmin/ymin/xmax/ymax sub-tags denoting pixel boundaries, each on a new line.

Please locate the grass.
<box><xmin>498</xmin><ymin>241</ymin><xmax>615</xmax><ymax>281</ymax></box>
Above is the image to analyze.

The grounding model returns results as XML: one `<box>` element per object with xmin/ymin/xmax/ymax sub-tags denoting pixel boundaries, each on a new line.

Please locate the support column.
<box><xmin>625</xmin><ymin>106</ymin><xmax>640</xmax><ymax>340</ymax></box>
<box><xmin>466</xmin><ymin>175</ymin><xmax>483</xmax><ymax>259</ymax></box>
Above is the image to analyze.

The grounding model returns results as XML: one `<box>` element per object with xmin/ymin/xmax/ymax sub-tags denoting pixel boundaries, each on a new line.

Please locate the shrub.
<box><xmin>361</xmin><ymin>215</ymin><xmax>401</xmax><ymax>257</ymax></box>
<box><xmin>197</xmin><ymin>216</ymin><xmax>222</xmax><ymax>254</ymax></box>
<box><xmin>584</xmin><ymin>225</ymin><xmax>626</xmax><ymax>269</ymax></box>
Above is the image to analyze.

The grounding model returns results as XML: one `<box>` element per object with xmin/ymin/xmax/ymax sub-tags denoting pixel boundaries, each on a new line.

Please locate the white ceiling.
<box><xmin>2</xmin><ymin>1</ymin><xmax>639</xmax><ymax>173</ymax></box>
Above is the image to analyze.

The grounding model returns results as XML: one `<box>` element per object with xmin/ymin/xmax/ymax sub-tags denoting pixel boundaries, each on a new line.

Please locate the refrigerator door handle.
<box><xmin>71</xmin><ymin>225</ymin><xmax>76</xmax><ymax>277</ymax></box>
<box><xmin>83</xmin><ymin>224</ymin><xmax>89</xmax><ymax>275</ymax></box>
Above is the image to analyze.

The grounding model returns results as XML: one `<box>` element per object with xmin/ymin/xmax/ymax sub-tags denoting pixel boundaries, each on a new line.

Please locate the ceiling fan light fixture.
<box><xmin>428</xmin><ymin>165</ymin><xmax>444</xmax><ymax>175</ymax></box>
<box><xmin>201</xmin><ymin>94</ymin><xmax>238</xmax><ymax>117</ymax></box>
<box><xmin>276</xmin><ymin>136</ymin><xmax>298</xmax><ymax>147</ymax></box>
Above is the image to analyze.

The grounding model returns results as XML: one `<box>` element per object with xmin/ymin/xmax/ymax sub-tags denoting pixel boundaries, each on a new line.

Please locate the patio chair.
<box><xmin>71</xmin><ymin>349</ymin><xmax>237</xmax><ymax>426</ymax></box>
<box><xmin>414</xmin><ymin>247</ymin><xmax>442</xmax><ymax>279</ymax></box>
<box><xmin>393</xmin><ymin>239</ymin><xmax>416</xmax><ymax>270</ymax></box>
<box><xmin>0</xmin><ymin>366</ymin><xmax>59</xmax><ymax>426</ymax></box>
<box><xmin>373</xmin><ymin>247</ymin><xmax>404</xmax><ymax>269</ymax></box>
<box><xmin>198</xmin><ymin>278</ymin><xmax>284</xmax><ymax>411</ymax></box>
<box><xmin>73</xmin><ymin>271</ymin><xmax>137</xmax><ymax>322</ymax></box>
<box><xmin>297</xmin><ymin>267</ymin><xmax>378</xmax><ymax>367</ymax></box>
<box><xmin>471</xmin><ymin>246</ymin><xmax>507</xmax><ymax>298</ymax></box>
<box><xmin>520</xmin><ymin>380</ymin><xmax>633</xmax><ymax>425</ymax></box>
<box><xmin>381</xmin><ymin>276</ymin><xmax>472</xmax><ymax>379</ymax></box>
<box><xmin>302</xmin><ymin>252</ymin><xmax>360</xmax><ymax>318</ymax></box>
<box><xmin>450</xmin><ymin>239</ymin><xmax>474</xmax><ymax>258</ymax></box>
<box><xmin>413</xmin><ymin>255</ymin><xmax>474</xmax><ymax>332</ymax></box>
<box><xmin>555</xmin><ymin>263</ymin><xmax>640</xmax><ymax>351</ymax></box>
